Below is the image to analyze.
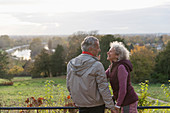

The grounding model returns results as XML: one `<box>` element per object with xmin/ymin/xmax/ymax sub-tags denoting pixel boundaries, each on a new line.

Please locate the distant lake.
<box><xmin>5</xmin><ymin>45</ymin><xmax>31</xmax><ymax>60</ymax></box>
<box><xmin>6</xmin><ymin>44</ymin><xmax>49</xmax><ymax>60</ymax></box>
<box><xmin>11</xmin><ymin>49</ymin><xmax>31</xmax><ymax>60</ymax></box>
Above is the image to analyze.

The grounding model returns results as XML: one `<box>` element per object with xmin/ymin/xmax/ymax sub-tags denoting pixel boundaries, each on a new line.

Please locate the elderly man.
<box><xmin>67</xmin><ymin>36</ymin><xmax>117</xmax><ymax>113</ymax></box>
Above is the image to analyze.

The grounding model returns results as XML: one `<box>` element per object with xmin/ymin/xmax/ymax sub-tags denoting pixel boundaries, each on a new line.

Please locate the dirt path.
<box><xmin>137</xmin><ymin>93</ymin><xmax>169</xmax><ymax>104</ymax></box>
<box><xmin>146</xmin><ymin>96</ymin><xmax>169</xmax><ymax>104</ymax></box>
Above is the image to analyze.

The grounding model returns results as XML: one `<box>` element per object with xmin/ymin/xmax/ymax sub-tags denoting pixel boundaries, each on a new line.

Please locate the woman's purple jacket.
<box><xmin>106</xmin><ymin>60</ymin><xmax>138</xmax><ymax>106</ymax></box>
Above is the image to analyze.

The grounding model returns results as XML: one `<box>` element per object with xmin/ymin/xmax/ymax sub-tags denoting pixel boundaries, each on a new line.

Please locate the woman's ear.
<box><xmin>115</xmin><ymin>54</ymin><xmax>119</xmax><ymax>60</ymax></box>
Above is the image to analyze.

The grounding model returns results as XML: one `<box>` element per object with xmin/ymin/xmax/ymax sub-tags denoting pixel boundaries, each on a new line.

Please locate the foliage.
<box><xmin>162</xmin><ymin>35</ymin><xmax>170</xmax><ymax>45</ymax></box>
<box><xmin>0</xmin><ymin>35</ymin><xmax>13</xmax><ymax>49</ymax></box>
<box><xmin>1</xmin><ymin>77</ymin><xmax>170</xmax><ymax>113</ymax></box>
<box><xmin>31</xmin><ymin>49</ymin><xmax>51</xmax><ymax>78</ymax></box>
<box><xmin>51</xmin><ymin>45</ymin><xmax>66</xmax><ymax>76</ymax></box>
<box><xmin>24</xmin><ymin>97</ymin><xmax>44</xmax><ymax>107</ymax></box>
<box><xmin>22</xmin><ymin>60</ymin><xmax>33</xmax><ymax>76</ymax></box>
<box><xmin>0</xmin><ymin>81</ymin><xmax>13</xmax><ymax>86</ymax></box>
<box><xmin>31</xmin><ymin>44</ymin><xmax>66</xmax><ymax>78</ymax></box>
<box><xmin>29</xmin><ymin>38</ymin><xmax>43</xmax><ymax>59</ymax></box>
<box><xmin>138</xmin><ymin>80</ymin><xmax>154</xmax><ymax>113</ymax></box>
<box><xmin>138</xmin><ymin>80</ymin><xmax>170</xmax><ymax>113</ymax></box>
<box><xmin>138</xmin><ymin>80</ymin><xmax>154</xmax><ymax>107</ymax></box>
<box><xmin>8</xmin><ymin>65</ymin><xmax>24</xmax><ymax>75</ymax></box>
<box><xmin>66</xmin><ymin>31</ymin><xmax>98</xmax><ymax>62</ymax></box>
<box><xmin>44</xmin><ymin>80</ymin><xmax>55</xmax><ymax>106</ymax></box>
<box><xmin>130</xmin><ymin>45</ymin><xmax>156</xmax><ymax>83</ymax></box>
<box><xmin>51</xmin><ymin>36</ymin><xmax>67</xmax><ymax>49</ymax></box>
<box><xmin>0</xmin><ymin>51</ymin><xmax>8</xmax><ymax>75</ymax></box>
<box><xmin>19</xmin><ymin>80</ymin><xmax>75</xmax><ymax>113</ymax></box>
<box><xmin>161</xmin><ymin>80</ymin><xmax>170</xmax><ymax>99</ymax></box>
<box><xmin>153</xmin><ymin>41</ymin><xmax>170</xmax><ymax>83</ymax></box>
<box><xmin>0</xmin><ymin>77</ymin><xmax>67</xmax><ymax>107</ymax></box>
<box><xmin>0</xmin><ymin>50</ymin><xmax>13</xmax><ymax>80</ymax></box>
<box><xmin>99</xmin><ymin>34</ymin><xmax>128</xmax><ymax>69</ymax></box>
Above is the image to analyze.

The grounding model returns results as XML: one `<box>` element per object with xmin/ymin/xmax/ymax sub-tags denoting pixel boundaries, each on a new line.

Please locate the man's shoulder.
<box><xmin>93</xmin><ymin>60</ymin><xmax>104</xmax><ymax>68</ymax></box>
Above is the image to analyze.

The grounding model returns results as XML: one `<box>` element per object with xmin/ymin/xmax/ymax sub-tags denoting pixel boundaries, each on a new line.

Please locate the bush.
<box><xmin>150</xmin><ymin>72</ymin><xmax>168</xmax><ymax>83</ymax></box>
<box><xmin>0</xmin><ymin>81</ymin><xmax>13</xmax><ymax>86</ymax></box>
<box><xmin>130</xmin><ymin>45</ymin><xmax>156</xmax><ymax>83</ymax></box>
<box><xmin>0</xmin><ymin>74</ymin><xmax>13</xmax><ymax>81</ymax></box>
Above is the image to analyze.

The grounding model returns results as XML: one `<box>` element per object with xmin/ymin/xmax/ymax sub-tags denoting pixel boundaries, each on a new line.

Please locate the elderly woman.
<box><xmin>106</xmin><ymin>41</ymin><xmax>138</xmax><ymax>113</ymax></box>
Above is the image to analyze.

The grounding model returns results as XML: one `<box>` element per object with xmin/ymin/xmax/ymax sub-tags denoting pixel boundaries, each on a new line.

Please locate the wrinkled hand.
<box><xmin>115</xmin><ymin>107</ymin><xmax>120</xmax><ymax>113</ymax></box>
<box><xmin>73</xmin><ymin>103</ymin><xmax>78</xmax><ymax>108</ymax></box>
<box><xmin>111</xmin><ymin>109</ymin><xmax>119</xmax><ymax>113</ymax></box>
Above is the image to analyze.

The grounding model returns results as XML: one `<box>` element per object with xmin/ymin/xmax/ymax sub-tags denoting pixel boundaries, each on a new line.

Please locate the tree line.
<box><xmin>0</xmin><ymin>31</ymin><xmax>170</xmax><ymax>83</ymax></box>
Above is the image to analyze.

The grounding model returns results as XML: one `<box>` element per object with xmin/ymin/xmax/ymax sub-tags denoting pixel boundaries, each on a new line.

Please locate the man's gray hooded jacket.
<box><xmin>67</xmin><ymin>54</ymin><xmax>115</xmax><ymax>110</ymax></box>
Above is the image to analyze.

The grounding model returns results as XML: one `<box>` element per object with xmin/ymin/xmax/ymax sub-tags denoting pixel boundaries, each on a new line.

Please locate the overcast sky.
<box><xmin>0</xmin><ymin>0</ymin><xmax>170</xmax><ymax>35</ymax></box>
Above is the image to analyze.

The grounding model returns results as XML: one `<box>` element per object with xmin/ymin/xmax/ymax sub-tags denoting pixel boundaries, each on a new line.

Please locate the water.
<box><xmin>11</xmin><ymin>49</ymin><xmax>31</xmax><ymax>60</ymax></box>
<box><xmin>5</xmin><ymin>45</ymin><xmax>31</xmax><ymax>60</ymax></box>
<box><xmin>6</xmin><ymin>44</ymin><xmax>49</xmax><ymax>60</ymax></box>
<box><xmin>5</xmin><ymin>45</ymin><xmax>29</xmax><ymax>53</ymax></box>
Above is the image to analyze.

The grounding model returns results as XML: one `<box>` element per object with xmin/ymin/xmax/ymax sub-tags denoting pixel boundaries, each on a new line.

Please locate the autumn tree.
<box><xmin>8</xmin><ymin>65</ymin><xmax>24</xmax><ymax>76</ymax></box>
<box><xmin>51</xmin><ymin>37</ymin><xmax>67</xmax><ymax>49</ymax></box>
<box><xmin>66</xmin><ymin>31</ymin><xmax>98</xmax><ymax>62</ymax></box>
<box><xmin>162</xmin><ymin>35</ymin><xmax>170</xmax><ymax>45</ymax></box>
<box><xmin>130</xmin><ymin>45</ymin><xmax>156</xmax><ymax>83</ymax></box>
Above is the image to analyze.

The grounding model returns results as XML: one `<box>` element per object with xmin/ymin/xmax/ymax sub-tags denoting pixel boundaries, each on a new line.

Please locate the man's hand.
<box><xmin>97</xmin><ymin>55</ymin><xmax>101</xmax><ymax>60</ymax></box>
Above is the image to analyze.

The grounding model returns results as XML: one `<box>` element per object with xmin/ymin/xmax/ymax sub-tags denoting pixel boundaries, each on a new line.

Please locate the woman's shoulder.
<box><xmin>118</xmin><ymin>64</ymin><xmax>127</xmax><ymax>72</ymax></box>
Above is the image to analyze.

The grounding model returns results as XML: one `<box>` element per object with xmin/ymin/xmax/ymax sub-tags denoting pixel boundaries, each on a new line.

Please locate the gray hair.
<box><xmin>110</xmin><ymin>41</ymin><xmax>130</xmax><ymax>60</ymax></box>
<box><xmin>81</xmin><ymin>36</ymin><xmax>98</xmax><ymax>51</ymax></box>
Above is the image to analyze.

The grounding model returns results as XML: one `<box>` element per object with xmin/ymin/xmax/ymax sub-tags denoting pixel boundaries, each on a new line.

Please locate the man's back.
<box><xmin>67</xmin><ymin>54</ymin><xmax>105</xmax><ymax>107</ymax></box>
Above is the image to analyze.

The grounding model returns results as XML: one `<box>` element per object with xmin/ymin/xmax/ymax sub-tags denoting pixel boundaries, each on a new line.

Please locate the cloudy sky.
<box><xmin>0</xmin><ymin>0</ymin><xmax>170</xmax><ymax>35</ymax></box>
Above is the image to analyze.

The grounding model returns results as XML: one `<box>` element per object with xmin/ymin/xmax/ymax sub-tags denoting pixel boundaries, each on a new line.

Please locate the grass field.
<box><xmin>0</xmin><ymin>76</ymin><xmax>169</xmax><ymax>107</ymax></box>
<box><xmin>0</xmin><ymin>76</ymin><xmax>69</xmax><ymax>107</ymax></box>
<box><xmin>132</xmin><ymin>83</ymin><xmax>170</xmax><ymax>103</ymax></box>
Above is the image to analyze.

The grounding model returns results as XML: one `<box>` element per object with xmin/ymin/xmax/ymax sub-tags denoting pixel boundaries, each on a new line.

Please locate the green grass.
<box><xmin>0</xmin><ymin>76</ymin><xmax>169</xmax><ymax>107</ymax></box>
<box><xmin>0</xmin><ymin>76</ymin><xmax>69</xmax><ymax>107</ymax></box>
<box><xmin>132</xmin><ymin>83</ymin><xmax>170</xmax><ymax>102</ymax></box>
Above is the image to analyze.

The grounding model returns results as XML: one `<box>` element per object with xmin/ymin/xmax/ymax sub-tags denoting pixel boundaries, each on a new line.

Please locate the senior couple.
<box><xmin>66</xmin><ymin>36</ymin><xmax>138</xmax><ymax>113</ymax></box>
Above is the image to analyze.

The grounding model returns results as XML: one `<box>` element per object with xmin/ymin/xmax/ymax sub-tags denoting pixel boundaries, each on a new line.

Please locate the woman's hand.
<box><xmin>114</xmin><ymin>105</ymin><xmax>120</xmax><ymax>113</ymax></box>
<box><xmin>111</xmin><ymin>109</ymin><xmax>119</xmax><ymax>113</ymax></box>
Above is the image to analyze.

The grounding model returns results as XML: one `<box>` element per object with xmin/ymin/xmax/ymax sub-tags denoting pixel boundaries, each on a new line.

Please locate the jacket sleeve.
<box><xmin>95</xmin><ymin>62</ymin><xmax>115</xmax><ymax>110</ymax></box>
<box><xmin>116</xmin><ymin>65</ymin><xmax>128</xmax><ymax>106</ymax></box>
<box><xmin>66</xmin><ymin>62</ymin><xmax>71</xmax><ymax>93</ymax></box>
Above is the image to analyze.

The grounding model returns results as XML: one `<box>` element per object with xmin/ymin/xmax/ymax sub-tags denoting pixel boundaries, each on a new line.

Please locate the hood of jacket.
<box><xmin>112</xmin><ymin>60</ymin><xmax>133</xmax><ymax>72</ymax></box>
<box><xmin>69</xmin><ymin>54</ymin><xmax>98</xmax><ymax>76</ymax></box>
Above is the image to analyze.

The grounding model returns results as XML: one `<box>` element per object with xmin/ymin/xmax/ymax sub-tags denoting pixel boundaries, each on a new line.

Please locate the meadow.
<box><xmin>0</xmin><ymin>76</ymin><xmax>69</xmax><ymax>107</ymax></box>
<box><xmin>0</xmin><ymin>76</ymin><xmax>170</xmax><ymax>113</ymax></box>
